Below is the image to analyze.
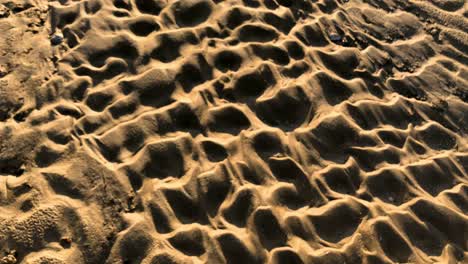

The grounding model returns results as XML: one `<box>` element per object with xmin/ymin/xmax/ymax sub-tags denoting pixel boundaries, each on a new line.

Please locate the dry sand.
<box><xmin>0</xmin><ymin>0</ymin><xmax>467</xmax><ymax>263</ymax></box>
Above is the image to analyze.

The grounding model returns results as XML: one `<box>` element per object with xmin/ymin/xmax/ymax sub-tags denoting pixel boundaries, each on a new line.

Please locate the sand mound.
<box><xmin>0</xmin><ymin>0</ymin><xmax>467</xmax><ymax>263</ymax></box>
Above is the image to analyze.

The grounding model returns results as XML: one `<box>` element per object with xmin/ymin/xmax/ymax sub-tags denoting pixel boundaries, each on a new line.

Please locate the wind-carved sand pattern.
<box><xmin>0</xmin><ymin>0</ymin><xmax>467</xmax><ymax>263</ymax></box>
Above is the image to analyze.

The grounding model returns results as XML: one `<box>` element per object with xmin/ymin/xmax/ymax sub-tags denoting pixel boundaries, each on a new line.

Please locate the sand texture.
<box><xmin>0</xmin><ymin>0</ymin><xmax>467</xmax><ymax>263</ymax></box>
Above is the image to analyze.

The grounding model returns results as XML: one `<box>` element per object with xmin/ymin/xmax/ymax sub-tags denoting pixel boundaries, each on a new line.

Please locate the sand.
<box><xmin>0</xmin><ymin>0</ymin><xmax>467</xmax><ymax>263</ymax></box>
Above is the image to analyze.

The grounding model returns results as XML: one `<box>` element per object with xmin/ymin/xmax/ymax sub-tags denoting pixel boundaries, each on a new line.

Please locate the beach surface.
<box><xmin>0</xmin><ymin>0</ymin><xmax>467</xmax><ymax>263</ymax></box>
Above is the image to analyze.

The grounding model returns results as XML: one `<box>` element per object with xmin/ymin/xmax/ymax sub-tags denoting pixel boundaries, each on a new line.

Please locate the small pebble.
<box><xmin>329</xmin><ymin>33</ymin><xmax>342</xmax><ymax>42</ymax></box>
<box><xmin>50</xmin><ymin>34</ymin><xmax>63</xmax><ymax>45</ymax></box>
<box><xmin>60</xmin><ymin>236</ymin><xmax>72</xmax><ymax>248</ymax></box>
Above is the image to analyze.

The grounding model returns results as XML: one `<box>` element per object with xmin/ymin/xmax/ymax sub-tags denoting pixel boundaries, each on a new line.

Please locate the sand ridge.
<box><xmin>0</xmin><ymin>0</ymin><xmax>467</xmax><ymax>263</ymax></box>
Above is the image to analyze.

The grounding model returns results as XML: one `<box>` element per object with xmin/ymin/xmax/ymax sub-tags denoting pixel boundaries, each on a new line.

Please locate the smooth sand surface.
<box><xmin>0</xmin><ymin>0</ymin><xmax>467</xmax><ymax>263</ymax></box>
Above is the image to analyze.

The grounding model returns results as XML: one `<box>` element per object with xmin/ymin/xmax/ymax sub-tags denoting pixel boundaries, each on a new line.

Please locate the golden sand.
<box><xmin>0</xmin><ymin>0</ymin><xmax>467</xmax><ymax>263</ymax></box>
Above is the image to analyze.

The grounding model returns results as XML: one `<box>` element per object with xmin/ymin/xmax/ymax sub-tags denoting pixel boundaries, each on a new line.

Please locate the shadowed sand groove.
<box><xmin>0</xmin><ymin>0</ymin><xmax>467</xmax><ymax>263</ymax></box>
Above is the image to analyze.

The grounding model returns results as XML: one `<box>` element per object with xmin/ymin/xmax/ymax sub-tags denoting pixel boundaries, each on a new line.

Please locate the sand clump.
<box><xmin>0</xmin><ymin>0</ymin><xmax>467</xmax><ymax>263</ymax></box>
